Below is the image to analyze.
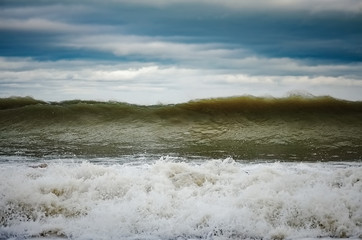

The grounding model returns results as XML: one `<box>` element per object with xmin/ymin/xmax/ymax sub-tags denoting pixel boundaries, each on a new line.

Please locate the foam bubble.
<box><xmin>0</xmin><ymin>159</ymin><xmax>361</xmax><ymax>239</ymax></box>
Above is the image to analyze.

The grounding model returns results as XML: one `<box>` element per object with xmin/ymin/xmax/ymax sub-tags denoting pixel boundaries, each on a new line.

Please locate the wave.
<box><xmin>0</xmin><ymin>95</ymin><xmax>361</xmax><ymax>160</ymax></box>
<box><xmin>1</xmin><ymin>94</ymin><xmax>361</xmax><ymax>114</ymax></box>
<box><xmin>1</xmin><ymin>94</ymin><xmax>361</xmax><ymax>128</ymax></box>
<box><xmin>1</xmin><ymin>159</ymin><xmax>361</xmax><ymax>239</ymax></box>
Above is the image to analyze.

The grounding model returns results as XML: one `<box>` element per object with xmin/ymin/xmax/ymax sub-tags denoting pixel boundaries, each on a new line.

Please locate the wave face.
<box><xmin>0</xmin><ymin>159</ymin><xmax>361</xmax><ymax>239</ymax></box>
<box><xmin>1</xmin><ymin>95</ymin><xmax>362</xmax><ymax>161</ymax></box>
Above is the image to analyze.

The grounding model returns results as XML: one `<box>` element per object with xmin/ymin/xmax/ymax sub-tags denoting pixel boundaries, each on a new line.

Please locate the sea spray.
<box><xmin>1</xmin><ymin>158</ymin><xmax>361</xmax><ymax>239</ymax></box>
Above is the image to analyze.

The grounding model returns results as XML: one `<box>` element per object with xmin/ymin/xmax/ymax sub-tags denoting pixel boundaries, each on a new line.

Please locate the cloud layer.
<box><xmin>0</xmin><ymin>0</ymin><xmax>361</xmax><ymax>104</ymax></box>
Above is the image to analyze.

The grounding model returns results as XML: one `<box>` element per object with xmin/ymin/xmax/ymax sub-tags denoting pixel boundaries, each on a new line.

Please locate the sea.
<box><xmin>0</xmin><ymin>95</ymin><xmax>361</xmax><ymax>240</ymax></box>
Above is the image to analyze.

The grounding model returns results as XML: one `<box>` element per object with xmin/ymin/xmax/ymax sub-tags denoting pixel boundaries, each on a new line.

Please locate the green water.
<box><xmin>0</xmin><ymin>95</ymin><xmax>361</xmax><ymax>161</ymax></box>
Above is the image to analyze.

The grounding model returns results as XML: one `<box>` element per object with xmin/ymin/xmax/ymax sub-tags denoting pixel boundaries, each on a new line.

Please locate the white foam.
<box><xmin>0</xmin><ymin>158</ymin><xmax>361</xmax><ymax>239</ymax></box>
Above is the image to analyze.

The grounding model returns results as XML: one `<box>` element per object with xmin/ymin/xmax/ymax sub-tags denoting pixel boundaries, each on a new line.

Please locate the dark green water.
<box><xmin>1</xmin><ymin>95</ymin><xmax>361</xmax><ymax>161</ymax></box>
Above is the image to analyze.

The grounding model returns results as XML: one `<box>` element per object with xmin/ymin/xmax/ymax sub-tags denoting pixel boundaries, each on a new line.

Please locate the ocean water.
<box><xmin>0</xmin><ymin>96</ymin><xmax>362</xmax><ymax>239</ymax></box>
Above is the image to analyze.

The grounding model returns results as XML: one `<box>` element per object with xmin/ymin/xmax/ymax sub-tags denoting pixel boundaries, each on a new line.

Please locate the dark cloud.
<box><xmin>1</xmin><ymin>0</ymin><xmax>361</xmax><ymax>62</ymax></box>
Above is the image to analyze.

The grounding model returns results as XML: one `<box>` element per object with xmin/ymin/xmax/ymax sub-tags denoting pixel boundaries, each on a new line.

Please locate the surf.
<box><xmin>0</xmin><ymin>158</ymin><xmax>361</xmax><ymax>239</ymax></box>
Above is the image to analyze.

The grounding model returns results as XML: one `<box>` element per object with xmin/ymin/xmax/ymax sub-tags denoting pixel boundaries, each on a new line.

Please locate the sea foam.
<box><xmin>0</xmin><ymin>158</ymin><xmax>361</xmax><ymax>239</ymax></box>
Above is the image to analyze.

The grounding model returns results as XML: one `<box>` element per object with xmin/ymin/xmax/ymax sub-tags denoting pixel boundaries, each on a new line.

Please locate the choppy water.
<box><xmin>0</xmin><ymin>95</ymin><xmax>362</xmax><ymax>239</ymax></box>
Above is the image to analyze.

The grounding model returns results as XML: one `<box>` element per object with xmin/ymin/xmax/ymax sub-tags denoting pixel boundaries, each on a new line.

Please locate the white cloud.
<box><xmin>62</xmin><ymin>34</ymin><xmax>239</xmax><ymax>62</ymax></box>
<box><xmin>1</xmin><ymin>57</ymin><xmax>361</xmax><ymax>104</ymax></box>
<box><xmin>281</xmin><ymin>76</ymin><xmax>362</xmax><ymax>87</ymax></box>
<box><xmin>220</xmin><ymin>74</ymin><xmax>362</xmax><ymax>87</ymax></box>
<box><xmin>59</xmin><ymin>33</ymin><xmax>362</xmax><ymax>79</ymax></box>
<box><xmin>107</xmin><ymin>0</ymin><xmax>362</xmax><ymax>12</ymax></box>
<box><xmin>227</xmin><ymin>57</ymin><xmax>362</xmax><ymax>78</ymax></box>
<box><xmin>266</xmin><ymin>0</ymin><xmax>362</xmax><ymax>12</ymax></box>
<box><xmin>0</xmin><ymin>18</ymin><xmax>92</xmax><ymax>33</ymax></box>
<box><xmin>0</xmin><ymin>4</ymin><xmax>90</xmax><ymax>18</ymax></box>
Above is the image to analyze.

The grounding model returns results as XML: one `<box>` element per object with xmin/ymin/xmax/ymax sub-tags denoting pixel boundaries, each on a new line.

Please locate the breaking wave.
<box><xmin>0</xmin><ymin>158</ymin><xmax>361</xmax><ymax>239</ymax></box>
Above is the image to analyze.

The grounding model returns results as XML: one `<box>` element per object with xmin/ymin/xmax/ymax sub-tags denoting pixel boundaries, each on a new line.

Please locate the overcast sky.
<box><xmin>1</xmin><ymin>0</ymin><xmax>362</xmax><ymax>104</ymax></box>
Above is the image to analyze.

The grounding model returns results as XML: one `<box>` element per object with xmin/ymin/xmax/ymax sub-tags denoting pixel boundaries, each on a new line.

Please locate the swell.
<box><xmin>1</xmin><ymin>95</ymin><xmax>362</xmax><ymax>124</ymax></box>
<box><xmin>1</xmin><ymin>95</ymin><xmax>361</xmax><ymax>160</ymax></box>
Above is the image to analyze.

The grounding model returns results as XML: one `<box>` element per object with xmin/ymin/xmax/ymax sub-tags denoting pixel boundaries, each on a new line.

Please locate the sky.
<box><xmin>0</xmin><ymin>0</ymin><xmax>362</xmax><ymax>105</ymax></box>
